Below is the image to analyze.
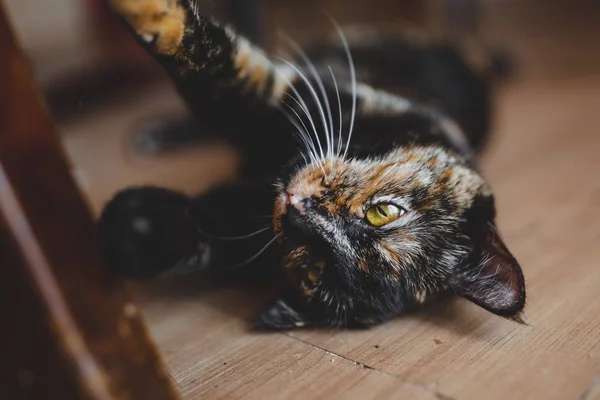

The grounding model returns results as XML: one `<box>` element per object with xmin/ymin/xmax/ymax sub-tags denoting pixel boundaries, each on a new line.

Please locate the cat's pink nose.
<box><xmin>285</xmin><ymin>191</ymin><xmax>301</xmax><ymax>206</ymax></box>
<box><xmin>284</xmin><ymin>190</ymin><xmax>312</xmax><ymax>212</ymax></box>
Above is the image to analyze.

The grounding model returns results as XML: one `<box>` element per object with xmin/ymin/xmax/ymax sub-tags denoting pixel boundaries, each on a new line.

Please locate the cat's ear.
<box><xmin>456</xmin><ymin>222</ymin><xmax>526</xmax><ymax>322</ymax></box>
<box><xmin>253</xmin><ymin>299</ymin><xmax>311</xmax><ymax>331</ymax></box>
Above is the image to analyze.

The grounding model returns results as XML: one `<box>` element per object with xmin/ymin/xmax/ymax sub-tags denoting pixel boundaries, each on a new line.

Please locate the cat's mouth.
<box><xmin>280</xmin><ymin>191</ymin><xmax>361</xmax><ymax>280</ymax></box>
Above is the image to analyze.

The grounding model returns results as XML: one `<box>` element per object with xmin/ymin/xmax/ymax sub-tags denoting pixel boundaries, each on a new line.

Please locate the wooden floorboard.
<box><xmin>139</xmin><ymin>293</ymin><xmax>438</xmax><ymax>400</ymax></box>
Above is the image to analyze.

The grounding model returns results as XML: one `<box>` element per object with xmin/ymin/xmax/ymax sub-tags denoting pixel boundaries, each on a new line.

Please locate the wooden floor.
<box><xmin>56</xmin><ymin>2</ymin><xmax>600</xmax><ymax>399</ymax></box>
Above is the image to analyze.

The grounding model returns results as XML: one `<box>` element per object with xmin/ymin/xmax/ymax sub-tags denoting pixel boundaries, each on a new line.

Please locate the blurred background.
<box><xmin>3</xmin><ymin>0</ymin><xmax>600</xmax><ymax>214</ymax></box>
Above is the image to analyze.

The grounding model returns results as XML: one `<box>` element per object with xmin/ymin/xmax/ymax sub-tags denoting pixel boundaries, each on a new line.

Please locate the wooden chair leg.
<box><xmin>0</xmin><ymin>3</ymin><xmax>179</xmax><ymax>399</ymax></box>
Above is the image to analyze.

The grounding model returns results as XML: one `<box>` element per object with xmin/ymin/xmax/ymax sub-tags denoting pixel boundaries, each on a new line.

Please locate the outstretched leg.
<box><xmin>111</xmin><ymin>1</ymin><xmax>473</xmax><ymax>172</ymax></box>
<box><xmin>98</xmin><ymin>183</ymin><xmax>281</xmax><ymax>282</ymax></box>
<box><xmin>110</xmin><ymin>0</ymin><xmax>288</xmax><ymax>130</ymax></box>
<box><xmin>111</xmin><ymin>0</ymin><xmax>304</xmax><ymax>176</ymax></box>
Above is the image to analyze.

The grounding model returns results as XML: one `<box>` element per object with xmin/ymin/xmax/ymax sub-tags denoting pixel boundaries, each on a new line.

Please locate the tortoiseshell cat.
<box><xmin>99</xmin><ymin>0</ymin><xmax>526</xmax><ymax>330</ymax></box>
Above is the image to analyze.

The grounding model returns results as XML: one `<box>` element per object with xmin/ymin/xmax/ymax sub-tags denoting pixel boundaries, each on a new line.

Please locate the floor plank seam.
<box><xmin>283</xmin><ymin>333</ymin><xmax>456</xmax><ymax>399</ymax></box>
<box><xmin>283</xmin><ymin>333</ymin><xmax>389</xmax><ymax>375</ymax></box>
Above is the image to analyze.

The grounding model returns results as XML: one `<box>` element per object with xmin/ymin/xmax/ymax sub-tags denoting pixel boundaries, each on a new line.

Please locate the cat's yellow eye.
<box><xmin>365</xmin><ymin>204</ymin><xmax>404</xmax><ymax>227</ymax></box>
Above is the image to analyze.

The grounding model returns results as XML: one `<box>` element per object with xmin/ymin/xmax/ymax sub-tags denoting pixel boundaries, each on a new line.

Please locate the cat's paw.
<box><xmin>252</xmin><ymin>299</ymin><xmax>311</xmax><ymax>331</ymax></box>
<box><xmin>98</xmin><ymin>186</ymin><xmax>199</xmax><ymax>279</ymax></box>
<box><xmin>111</xmin><ymin>0</ymin><xmax>187</xmax><ymax>55</ymax></box>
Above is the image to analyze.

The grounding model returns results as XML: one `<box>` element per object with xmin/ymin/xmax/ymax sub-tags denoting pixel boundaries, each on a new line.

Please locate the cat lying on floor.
<box><xmin>99</xmin><ymin>0</ymin><xmax>525</xmax><ymax>330</ymax></box>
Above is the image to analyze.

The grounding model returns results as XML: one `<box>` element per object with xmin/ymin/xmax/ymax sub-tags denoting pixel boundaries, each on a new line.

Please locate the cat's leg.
<box><xmin>111</xmin><ymin>2</ymin><xmax>441</xmax><ymax>164</ymax></box>
<box><xmin>111</xmin><ymin>0</ymin><xmax>307</xmax><ymax>176</ymax></box>
<box><xmin>98</xmin><ymin>182</ymin><xmax>280</xmax><ymax>282</ymax></box>
<box><xmin>110</xmin><ymin>2</ymin><xmax>474</xmax><ymax>163</ymax></box>
<box><xmin>111</xmin><ymin>1</ymin><xmax>292</xmax><ymax>133</ymax></box>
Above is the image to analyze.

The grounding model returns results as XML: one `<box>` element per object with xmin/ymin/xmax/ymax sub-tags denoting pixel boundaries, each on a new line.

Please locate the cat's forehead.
<box><xmin>285</xmin><ymin>146</ymin><xmax>489</xmax><ymax>212</ymax></box>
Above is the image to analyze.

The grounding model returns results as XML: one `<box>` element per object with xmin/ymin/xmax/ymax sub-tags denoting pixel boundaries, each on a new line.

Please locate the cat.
<box><xmin>99</xmin><ymin>0</ymin><xmax>526</xmax><ymax>330</ymax></box>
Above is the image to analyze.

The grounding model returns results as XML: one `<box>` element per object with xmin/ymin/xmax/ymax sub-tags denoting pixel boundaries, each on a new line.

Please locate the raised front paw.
<box><xmin>111</xmin><ymin>0</ymin><xmax>187</xmax><ymax>55</ymax></box>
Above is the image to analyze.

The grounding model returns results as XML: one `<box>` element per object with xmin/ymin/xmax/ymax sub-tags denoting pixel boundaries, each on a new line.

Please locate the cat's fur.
<box><xmin>99</xmin><ymin>0</ymin><xmax>526</xmax><ymax>330</ymax></box>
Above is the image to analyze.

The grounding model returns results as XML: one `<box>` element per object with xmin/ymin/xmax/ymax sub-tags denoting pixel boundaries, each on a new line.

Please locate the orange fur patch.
<box><xmin>111</xmin><ymin>0</ymin><xmax>185</xmax><ymax>55</ymax></box>
<box><xmin>426</xmin><ymin>156</ymin><xmax>439</xmax><ymax>168</ymax></box>
<box><xmin>235</xmin><ymin>47</ymin><xmax>250</xmax><ymax>78</ymax></box>
<box><xmin>234</xmin><ymin>39</ymin><xmax>272</xmax><ymax>93</ymax></box>
<box><xmin>248</xmin><ymin>66</ymin><xmax>269</xmax><ymax>92</ymax></box>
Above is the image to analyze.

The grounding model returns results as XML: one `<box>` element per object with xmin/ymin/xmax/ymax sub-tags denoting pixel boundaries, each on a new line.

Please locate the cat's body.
<box><xmin>100</xmin><ymin>0</ymin><xmax>526</xmax><ymax>330</ymax></box>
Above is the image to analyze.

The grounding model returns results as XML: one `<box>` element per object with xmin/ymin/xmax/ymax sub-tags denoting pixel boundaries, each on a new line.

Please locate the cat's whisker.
<box><xmin>280</xmin><ymin>116</ymin><xmax>311</xmax><ymax>166</ymax></box>
<box><xmin>290</xmin><ymin>116</ymin><xmax>320</xmax><ymax>170</ymax></box>
<box><xmin>282</xmin><ymin>98</ymin><xmax>321</xmax><ymax>166</ymax></box>
<box><xmin>281</xmin><ymin>103</ymin><xmax>319</xmax><ymax>166</ymax></box>
<box><xmin>283</xmin><ymin>93</ymin><xmax>327</xmax><ymax>174</ymax></box>
<box><xmin>281</xmin><ymin>34</ymin><xmax>335</xmax><ymax>160</ymax></box>
<box><xmin>274</xmin><ymin>65</ymin><xmax>325</xmax><ymax>162</ymax></box>
<box><xmin>327</xmin><ymin>18</ymin><xmax>357</xmax><ymax>160</ymax></box>
<box><xmin>197</xmin><ymin>226</ymin><xmax>271</xmax><ymax>242</ymax></box>
<box><xmin>328</xmin><ymin>65</ymin><xmax>343</xmax><ymax>157</ymax></box>
<box><xmin>223</xmin><ymin>234</ymin><xmax>281</xmax><ymax>271</ymax></box>
<box><xmin>276</xmin><ymin>63</ymin><xmax>323</xmax><ymax>157</ymax></box>
<box><xmin>278</xmin><ymin>57</ymin><xmax>332</xmax><ymax>162</ymax></box>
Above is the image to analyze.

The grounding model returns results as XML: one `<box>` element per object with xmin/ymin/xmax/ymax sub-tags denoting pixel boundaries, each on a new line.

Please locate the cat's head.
<box><xmin>255</xmin><ymin>145</ymin><xmax>525</xmax><ymax>330</ymax></box>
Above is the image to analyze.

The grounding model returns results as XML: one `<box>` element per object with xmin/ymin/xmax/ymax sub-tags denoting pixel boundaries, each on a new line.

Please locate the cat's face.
<box><xmin>255</xmin><ymin>145</ymin><xmax>525</xmax><ymax>330</ymax></box>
